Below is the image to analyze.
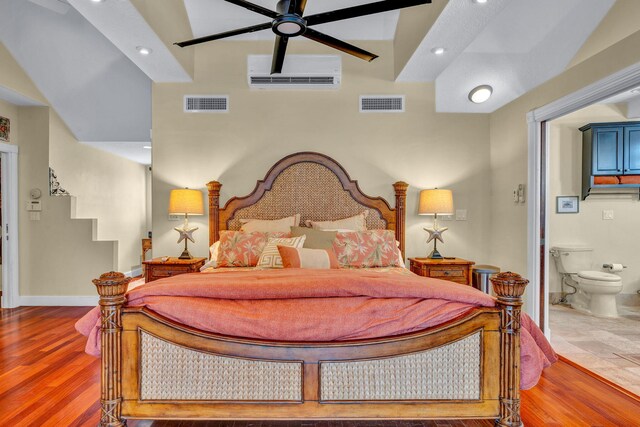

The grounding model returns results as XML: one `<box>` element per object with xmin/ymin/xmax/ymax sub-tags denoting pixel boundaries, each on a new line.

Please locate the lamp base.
<box><xmin>178</xmin><ymin>249</ymin><xmax>193</xmax><ymax>260</ymax></box>
<box><xmin>427</xmin><ymin>247</ymin><xmax>444</xmax><ymax>259</ymax></box>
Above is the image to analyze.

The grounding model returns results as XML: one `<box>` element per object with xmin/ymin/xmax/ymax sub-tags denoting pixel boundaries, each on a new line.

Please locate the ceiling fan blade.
<box><xmin>303</xmin><ymin>28</ymin><xmax>378</xmax><ymax>62</ymax></box>
<box><xmin>222</xmin><ymin>0</ymin><xmax>279</xmax><ymax>19</ymax></box>
<box><xmin>305</xmin><ymin>0</ymin><xmax>431</xmax><ymax>27</ymax></box>
<box><xmin>175</xmin><ymin>22</ymin><xmax>272</xmax><ymax>47</ymax></box>
<box><xmin>271</xmin><ymin>36</ymin><xmax>290</xmax><ymax>74</ymax></box>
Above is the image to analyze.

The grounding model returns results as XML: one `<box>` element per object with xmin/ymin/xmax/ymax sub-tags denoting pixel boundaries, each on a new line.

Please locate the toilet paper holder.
<box><xmin>602</xmin><ymin>263</ymin><xmax>627</xmax><ymax>269</ymax></box>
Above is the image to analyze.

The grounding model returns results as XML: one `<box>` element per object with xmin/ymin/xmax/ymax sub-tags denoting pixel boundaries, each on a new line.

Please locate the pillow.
<box><xmin>200</xmin><ymin>241</ymin><xmax>221</xmax><ymax>271</ymax></box>
<box><xmin>277</xmin><ymin>246</ymin><xmax>339</xmax><ymax>269</ymax></box>
<box><xmin>332</xmin><ymin>229</ymin><xmax>399</xmax><ymax>268</ymax></box>
<box><xmin>290</xmin><ymin>227</ymin><xmax>337</xmax><ymax>249</ymax></box>
<box><xmin>217</xmin><ymin>231</ymin><xmax>288</xmax><ymax>267</ymax></box>
<box><xmin>305</xmin><ymin>210</ymin><xmax>369</xmax><ymax>231</ymax></box>
<box><xmin>240</xmin><ymin>214</ymin><xmax>300</xmax><ymax>233</ymax></box>
<box><xmin>256</xmin><ymin>235</ymin><xmax>306</xmax><ymax>268</ymax></box>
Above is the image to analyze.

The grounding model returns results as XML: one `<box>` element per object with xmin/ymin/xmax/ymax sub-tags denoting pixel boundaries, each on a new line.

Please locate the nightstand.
<box><xmin>409</xmin><ymin>258</ymin><xmax>475</xmax><ymax>286</ymax></box>
<box><xmin>143</xmin><ymin>257</ymin><xmax>206</xmax><ymax>283</ymax></box>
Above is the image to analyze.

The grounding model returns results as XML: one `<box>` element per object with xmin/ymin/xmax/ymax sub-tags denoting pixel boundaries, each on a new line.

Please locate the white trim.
<box><xmin>0</xmin><ymin>147</ymin><xmax>19</xmax><ymax>309</ymax></box>
<box><xmin>527</xmin><ymin>60</ymin><xmax>640</xmax><ymax>338</ymax></box>
<box><xmin>18</xmin><ymin>295</ymin><xmax>99</xmax><ymax>306</ymax></box>
<box><xmin>124</xmin><ymin>267</ymin><xmax>142</xmax><ymax>278</ymax></box>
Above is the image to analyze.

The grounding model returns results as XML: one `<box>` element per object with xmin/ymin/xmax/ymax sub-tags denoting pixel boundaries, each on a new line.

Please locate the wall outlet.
<box><xmin>168</xmin><ymin>214</ymin><xmax>182</xmax><ymax>221</ymax></box>
<box><xmin>602</xmin><ymin>210</ymin><xmax>614</xmax><ymax>220</ymax></box>
<box><xmin>455</xmin><ymin>209</ymin><xmax>468</xmax><ymax>221</ymax></box>
<box><xmin>439</xmin><ymin>214</ymin><xmax>454</xmax><ymax>221</ymax></box>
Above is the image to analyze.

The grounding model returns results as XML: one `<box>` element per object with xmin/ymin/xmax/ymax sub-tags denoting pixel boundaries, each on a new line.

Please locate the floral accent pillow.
<box><xmin>216</xmin><ymin>231</ymin><xmax>288</xmax><ymax>267</ymax></box>
<box><xmin>332</xmin><ymin>230</ymin><xmax>399</xmax><ymax>268</ymax></box>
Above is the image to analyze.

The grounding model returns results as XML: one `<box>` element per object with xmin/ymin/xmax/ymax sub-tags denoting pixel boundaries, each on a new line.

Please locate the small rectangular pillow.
<box><xmin>277</xmin><ymin>246</ymin><xmax>339</xmax><ymax>269</ymax></box>
<box><xmin>240</xmin><ymin>214</ymin><xmax>301</xmax><ymax>233</ymax></box>
<box><xmin>593</xmin><ymin>176</ymin><xmax>620</xmax><ymax>185</ymax></box>
<box><xmin>256</xmin><ymin>235</ymin><xmax>306</xmax><ymax>268</ymax></box>
<box><xmin>290</xmin><ymin>227</ymin><xmax>338</xmax><ymax>249</ymax></box>
<box><xmin>305</xmin><ymin>210</ymin><xmax>369</xmax><ymax>231</ymax></box>
<box><xmin>332</xmin><ymin>229</ymin><xmax>399</xmax><ymax>268</ymax></box>
<box><xmin>217</xmin><ymin>231</ymin><xmax>289</xmax><ymax>267</ymax></box>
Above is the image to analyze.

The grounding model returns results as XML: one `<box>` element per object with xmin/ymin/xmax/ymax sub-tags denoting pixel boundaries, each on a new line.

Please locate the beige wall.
<box><xmin>548</xmin><ymin>104</ymin><xmax>640</xmax><ymax>296</ymax></box>
<box><xmin>152</xmin><ymin>41</ymin><xmax>493</xmax><ymax>265</ymax></box>
<box><xmin>48</xmin><ymin>111</ymin><xmax>147</xmax><ymax>274</ymax></box>
<box><xmin>0</xmin><ymin>42</ymin><xmax>148</xmax><ymax>298</ymax></box>
<box><xmin>489</xmin><ymin>29</ymin><xmax>640</xmax><ymax>302</ymax></box>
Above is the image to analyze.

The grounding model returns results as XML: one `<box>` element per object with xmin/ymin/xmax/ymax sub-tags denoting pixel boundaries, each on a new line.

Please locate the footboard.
<box><xmin>92</xmin><ymin>272</ymin><xmax>527</xmax><ymax>427</ymax></box>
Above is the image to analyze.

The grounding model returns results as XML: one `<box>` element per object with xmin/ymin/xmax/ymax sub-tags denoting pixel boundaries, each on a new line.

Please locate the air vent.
<box><xmin>184</xmin><ymin>96</ymin><xmax>229</xmax><ymax>113</ymax></box>
<box><xmin>250</xmin><ymin>76</ymin><xmax>336</xmax><ymax>86</ymax></box>
<box><xmin>360</xmin><ymin>96</ymin><xmax>405</xmax><ymax>113</ymax></box>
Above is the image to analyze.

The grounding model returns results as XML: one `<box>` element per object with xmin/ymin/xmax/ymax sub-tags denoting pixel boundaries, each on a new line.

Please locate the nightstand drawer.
<box><xmin>150</xmin><ymin>266</ymin><xmax>190</xmax><ymax>278</ymax></box>
<box><xmin>143</xmin><ymin>257</ymin><xmax>206</xmax><ymax>283</ymax></box>
<box><xmin>408</xmin><ymin>258</ymin><xmax>474</xmax><ymax>286</ymax></box>
<box><xmin>429</xmin><ymin>268</ymin><xmax>465</xmax><ymax>279</ymax></box>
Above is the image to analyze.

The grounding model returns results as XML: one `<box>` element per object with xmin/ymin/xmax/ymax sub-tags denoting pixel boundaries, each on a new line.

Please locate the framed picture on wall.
<box><xmin>556</xmin><ymin>196</ymin><xmax>579</xmax><ymax>214</ymax></box>
<box><xmin>0</xmin><ymin>116</ymin><xmax>9</xmax><ymax>142</ymax></box>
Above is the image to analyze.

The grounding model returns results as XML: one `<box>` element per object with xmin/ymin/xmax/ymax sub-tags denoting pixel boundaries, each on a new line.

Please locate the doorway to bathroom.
<box><xmin>545</xmin><ymin>104</ymin><xmax>640</xmax><ymax>396</ymax></box>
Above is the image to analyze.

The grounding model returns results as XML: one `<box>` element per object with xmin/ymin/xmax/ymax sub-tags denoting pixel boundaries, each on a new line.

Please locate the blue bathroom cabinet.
<box><xmin>580</xmin><ymin>122</ymin><xmax>640</xmax><ymax>199</ymax></box>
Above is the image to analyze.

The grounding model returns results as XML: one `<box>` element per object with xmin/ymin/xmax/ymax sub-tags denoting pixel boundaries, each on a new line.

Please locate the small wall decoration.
<box><xmin>556</xmin><ymin>196</ymin><xmax>579</xmax><ymax>214</ymax></box>
<box><xmin>49</xmin><ymin>167</ymin><xmax>70</xmax><ymax>196</ymax></box>
<box><xmin>0</xmin><ymin>116</ymin><xmax>9</xmax><ymax>142</ymax></box>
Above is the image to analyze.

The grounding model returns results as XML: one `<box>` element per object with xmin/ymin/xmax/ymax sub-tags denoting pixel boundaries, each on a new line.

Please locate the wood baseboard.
<box><xmin>558</xmin><ymin>355</ymin><xmax>640</xmax><ymax>402</ymax></box>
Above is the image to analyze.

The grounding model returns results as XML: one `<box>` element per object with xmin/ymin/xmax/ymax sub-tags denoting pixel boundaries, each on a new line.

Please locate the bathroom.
<box><xmin>548</xmin><ymin>102</ymin><xmax>640</xmax><ymax>396</ymax></box>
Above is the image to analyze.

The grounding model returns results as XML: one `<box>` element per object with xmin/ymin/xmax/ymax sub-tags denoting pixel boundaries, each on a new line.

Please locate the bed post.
<box><xmin>393</xmin><ymin>181</ymin><xmax>408</xmax><ymax>258</ymax></box>
<box><xmin>207</xmin><ymin>181</ymin><xmax>222</xmax><ymax>247</ymax></box>
<box><xmin>491</xmin><ymin>272</ymin><xmax>529</xmax><ymax>427</ymax></box>
<box><xmin>92</xmin><ymin>272</ymin><xmax>131</xmax><ymax>427</ymax></box>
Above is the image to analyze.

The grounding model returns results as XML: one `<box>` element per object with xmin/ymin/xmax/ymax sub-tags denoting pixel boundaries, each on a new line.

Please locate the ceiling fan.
<box><xmin>175</xmin><ymin>0</ymin><xmax>432</xmax><ymax>74</ymax></box>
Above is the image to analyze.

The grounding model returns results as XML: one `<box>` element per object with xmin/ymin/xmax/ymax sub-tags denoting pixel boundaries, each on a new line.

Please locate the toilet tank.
<box><xmin>550</xmin><ymin>246</ymin><xmax>593</xmax><ymax>274</ymax></box>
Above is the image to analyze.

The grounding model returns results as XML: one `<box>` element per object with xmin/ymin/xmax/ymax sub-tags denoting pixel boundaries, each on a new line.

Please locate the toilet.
<box><xmin>550</xmin><ymin>246</ymin><xmax>623</xmax><ymax>318</ymax></box>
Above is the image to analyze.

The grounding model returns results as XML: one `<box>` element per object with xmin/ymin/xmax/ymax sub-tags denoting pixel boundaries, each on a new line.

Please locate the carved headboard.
<box><xmin>207</xmin><ymin>152</ymin><xmax>408</xmax><ymax>256</ymax></box>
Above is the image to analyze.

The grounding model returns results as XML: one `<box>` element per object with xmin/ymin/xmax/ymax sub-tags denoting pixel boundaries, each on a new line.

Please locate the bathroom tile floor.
<box><xmin>549</xmin><ymin>304</ymin><xmax>640</xmax><ymax>396</ymax></box>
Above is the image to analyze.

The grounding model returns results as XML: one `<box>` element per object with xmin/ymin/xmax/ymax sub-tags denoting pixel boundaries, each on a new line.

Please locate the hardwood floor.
<box><xmin>1</xmin><ymin>306</ymin><xmax>640</xmax><ymax>427</ymax></box>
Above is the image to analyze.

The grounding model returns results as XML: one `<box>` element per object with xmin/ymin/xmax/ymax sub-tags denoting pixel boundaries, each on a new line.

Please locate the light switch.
<box><xmin>455</xmin><ymin>209</ymin><xmax>468</xmax><ymax>221</ymax></box>
<box><xmin>602</xmin><ymin>210</ymin><xmax>614</xmax><ymax>220</ymax></box>
<box><xmin>168</xmin><ymin>214</ymin><xmax>182</xmax><ymax>221</ymax></box>
<box><xmin>29</xmin><ymin>212</ymin><xmax>41</xmax><ymax>221</ymax></box>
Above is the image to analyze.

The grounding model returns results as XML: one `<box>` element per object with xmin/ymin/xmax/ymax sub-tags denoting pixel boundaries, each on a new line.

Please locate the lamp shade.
<box><xmin>168</xmin><ymin>188</ymin><xmax>204</xmax><ymax>215</ymax></box>
<box><xmin>419</xmin><ymin>189</ymin><xmax>453</xmax><ymax>215</ymax></box>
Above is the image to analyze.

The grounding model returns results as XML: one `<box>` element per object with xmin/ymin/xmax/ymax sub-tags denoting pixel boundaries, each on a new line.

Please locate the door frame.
<box><xmin>527</xmin><ymin>61</ymin><xmax>640</xmax><ymax>336</ymax></box>
<box><xmin>0</xmin><ymin>142</ymin><xmax>18</xmax><ymax>309</ymax></box>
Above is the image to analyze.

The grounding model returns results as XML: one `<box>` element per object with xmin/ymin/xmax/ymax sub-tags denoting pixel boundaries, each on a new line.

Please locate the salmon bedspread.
<box><xmin>76</xmin><ymin>268</ymin><xmax>557</xmax><ymax>389</ymax></box>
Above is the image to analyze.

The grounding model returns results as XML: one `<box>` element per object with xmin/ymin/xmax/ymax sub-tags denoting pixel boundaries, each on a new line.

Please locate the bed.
<box><xmin>82</xmin><ymin>152</ymin><xmax>551</xmax><ymax>427</ymax></box>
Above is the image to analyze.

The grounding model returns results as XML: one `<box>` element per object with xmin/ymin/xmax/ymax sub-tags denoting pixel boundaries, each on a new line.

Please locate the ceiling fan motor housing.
<box><xmin>272</xmin><ymin>14</ymin><xmax>307</xmax><ymax>37</ymax></box>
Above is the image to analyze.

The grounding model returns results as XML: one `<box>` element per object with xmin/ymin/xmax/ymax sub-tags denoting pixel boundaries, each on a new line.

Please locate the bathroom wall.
<box><xmin>548</xmin><ymin>103</ymin><xmax>640</xmax><ymax>302</ymax></box>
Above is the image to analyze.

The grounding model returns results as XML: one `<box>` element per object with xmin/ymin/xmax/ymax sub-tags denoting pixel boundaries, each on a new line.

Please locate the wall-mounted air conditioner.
<box><xmin>247</xmin><ymin>55</ymin><xmax>341</xmax><ymax>90</ymax></box>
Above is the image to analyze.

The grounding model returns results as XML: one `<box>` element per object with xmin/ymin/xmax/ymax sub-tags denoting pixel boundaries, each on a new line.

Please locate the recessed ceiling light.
<box><xmin>468</xmin><ymin>85</ymin><xmax>493</xmax><ymax>103</ymax></box>
<box><xmin>136</xmin><ymin>46</ymin><xmax>152</xmax><ymax>56</ymax></box>
<box><xmin>143</xmin><ymin>145</ymin><xmax>152</xmax><ymax>149</ymax></box>
<box><xmin>91</xmin><ymin>0</ymin><xmax>105</xmax><ymax>3</ymax></box>
<box><xmin>431</xmin><ymin>47</ymin><xmax>446</xmax><ymax>55</ymax></box>
<box><xmin>631</xmin><ymin>88</ymin><xmax>640</xmax><ymax>94</ymax></box>
<box><xmin>473</xmin><ymin>0</ymin><xmax>488</xmax><ymax>4</ymax></box>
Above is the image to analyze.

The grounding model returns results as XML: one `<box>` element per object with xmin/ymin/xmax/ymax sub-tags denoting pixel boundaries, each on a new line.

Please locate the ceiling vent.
<box><xmin>360</xmin><ymin>96</ymin><xmax>405</xmax><ymax>113</ymax></box>
<box><xmin>184</xmin><ymin>96</ymin><xmax>229</xmax><ymax>113</ymax></box>
<box><xmin>248</xmin><ymin>55</ymin><xmax>341</xmax><ymax>89</ymax></box>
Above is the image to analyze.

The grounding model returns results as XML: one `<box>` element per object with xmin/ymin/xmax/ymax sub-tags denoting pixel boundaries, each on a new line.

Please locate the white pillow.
<box><xmin>305</xmin><ymin>210</ymin><xmax>368</xmax><ymax>231</ymax></box>
<box><xmin>200</xmin><ymin>241</ymin><xmax>220</xmax><ymax>271</ymax></box>
<box><xmin>256</xmin><ymin>235</ymin><xmax>306</xmax><ymax>268</ymax></box>
<box><xmin>240</xmin><ymin>214</ymin><xmax>300</xmax><ymax>233</ymax></box>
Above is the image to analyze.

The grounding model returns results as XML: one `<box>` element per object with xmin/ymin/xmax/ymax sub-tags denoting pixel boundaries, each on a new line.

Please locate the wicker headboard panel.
<box><xmin>207</xmin><ymin>152</ymin><xmax>408</xmax><ymax>256</ymax></box>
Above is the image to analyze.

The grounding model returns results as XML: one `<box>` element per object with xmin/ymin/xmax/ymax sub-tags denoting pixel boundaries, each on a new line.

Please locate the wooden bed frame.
<box><xmin>92</xmin><ymin>152</ymin><xmax>527</xmax><ymax>427</ymax></box>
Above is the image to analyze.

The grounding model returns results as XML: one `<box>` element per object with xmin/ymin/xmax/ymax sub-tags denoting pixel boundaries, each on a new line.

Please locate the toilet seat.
<box><xmin>577</xmin><ymin>270</ymin><xmax>621</xmax><ymax>282</ymax></box>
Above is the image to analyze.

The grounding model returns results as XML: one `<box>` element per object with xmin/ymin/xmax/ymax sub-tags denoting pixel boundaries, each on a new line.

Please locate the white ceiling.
<box><xmin>0</xmin><ymin>0</ymin><xmax>621</xmax><ymax>164</ymax></box>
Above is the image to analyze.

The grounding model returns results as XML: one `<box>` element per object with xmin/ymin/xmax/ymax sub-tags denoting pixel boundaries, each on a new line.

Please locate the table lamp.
<box><xmin>169</xmin><ymin>188</ymin><xmax>204</xmax><ymax>259</ymax></box>
<box><xmin>419</xmin><ymin>188</ymin><xmax>453</xmax><ymax>259</ymax></box>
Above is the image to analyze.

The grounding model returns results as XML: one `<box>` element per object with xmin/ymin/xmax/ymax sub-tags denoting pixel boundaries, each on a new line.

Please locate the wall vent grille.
<box><xmin>250</xmin><ymin>76</ymin><xmax>336</xmax><ymax>86</ymax></box>
<box><xmin>184</xmin><ymin>96</ymin><xmax>229</xmax><ymax>113</ymax></box>
<box><xmin>360</xmin><ymin>96</ymin><xmax>405</xmax><ymax>113</ymax></box>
